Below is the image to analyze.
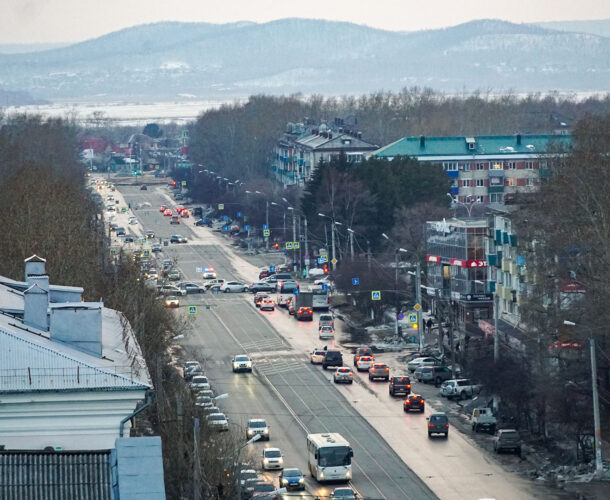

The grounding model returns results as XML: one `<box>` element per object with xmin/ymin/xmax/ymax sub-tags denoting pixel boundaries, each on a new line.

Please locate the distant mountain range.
<box><xmin>0</xmin><ymin>18</ymin><xmax>608</xmax><ymax>102</ymax></box>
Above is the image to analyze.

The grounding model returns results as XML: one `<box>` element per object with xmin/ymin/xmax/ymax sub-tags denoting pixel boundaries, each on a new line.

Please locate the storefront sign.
<box><xmin>426</xmin><ymin>255</ymin><xmax>442</xmax><ymax>263</ymax></box>
<box><xmin>450</xmin><ymin>259</ymin><xmax>488</xmax><ymax>268</ymax></box>
<box><xmin>464</xmin><ymin>293</ymin><xmax>493</xmax><ymax>302</ymax></box>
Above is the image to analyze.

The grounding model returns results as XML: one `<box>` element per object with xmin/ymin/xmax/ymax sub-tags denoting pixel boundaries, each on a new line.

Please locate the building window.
<box><xmin>526</xmin><ymin>178</ymin><xmax>535</xmax><ymax>186</ymax></box>
<box><xmin>505</xmin><ymin>161</ymin><xmax>516</xmax><ymax>169</ymax></box>
<box><xmin>476</xmin><ymin>162</ymin><xmax>486</xmax><ymax>170</ymax></box>
<box><xmin>540</xmin><ymin>160</ymin><xmax>548</xmax><ymax>169</ymax></box>
<box><xmin>492</xmin><ymin>162</ymin><xmax>502</xmax><ymax>170</ymax></box>
<box><xmin>476</xmin><ymin>179</ymin><xmax>485</xmax><ymax>187</ymax></box>
<box><xmin>525</xmin><ymin>161</ymin><xmax>533</xmax><ymax>169</ymax></box>
<box><xmin>506</xmin><ymin>178</ymin><xmax>517</xmax><ymax>187</ymax></box>
<box><xmin>443</xmin><ymin>162</ymin><xmax>458</xmax><ymax>171</ymax></box>
<box><xmin>462</xmin><ymin>179</ymin><xmax>471</xmax><ymax>187</ymax></box>
<box><xmin>463</xmin><ymin>163</ymin><xmax>471</xmax><ymax>171</ymax></box>
<box><xmin>451</xmin><ymin>179</ymin><xmax>458</xmax><ymax>188</ymax></box>
<box><xmin>490</xmin><ymin>193</ymin><xmax>503</xmax><ymax>203</ymax></box>
<box><xmin>476</xmin><ymin>195</ymin><xmax>483</xmax><ymax>203</ymax></box>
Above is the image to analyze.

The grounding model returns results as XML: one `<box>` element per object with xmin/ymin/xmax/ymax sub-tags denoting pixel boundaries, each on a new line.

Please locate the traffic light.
<box><xmin>413</xmin><ymin>323</ymin><xmax>418</xmax><ymax>330</ymax></box>
<box><xmin>323</xmin><ymin>264</ymin><xmax>328</xmax><ymax>274</ymax></box>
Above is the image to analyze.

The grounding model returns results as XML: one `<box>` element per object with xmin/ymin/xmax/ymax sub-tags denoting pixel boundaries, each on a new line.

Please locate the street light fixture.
<box><xmin>318</xmin><ymin>213</ymin><xmax>337</xmax><ymax>271</ymax></box>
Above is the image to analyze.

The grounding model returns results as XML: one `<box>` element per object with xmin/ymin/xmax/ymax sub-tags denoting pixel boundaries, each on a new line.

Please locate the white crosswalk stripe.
<box><xmin>241</xmin><ymin>338</ymin><xmax>286</xmax><ymax>351</ymax></box>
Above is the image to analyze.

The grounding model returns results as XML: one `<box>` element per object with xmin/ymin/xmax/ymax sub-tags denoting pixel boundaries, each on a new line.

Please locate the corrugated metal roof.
<box><xmin>0</xmin><ymin>321</ymin><xmax>150</xmax><ymax>393</ymax></box>
<box><xmin>374</xmin><ymin>134</ymin><xmax>573</xmax><ymax>158</ymax></box>
<box><xmin>112</xmin><ymin>437</ymin><xmax>166</xmax><ymax>500</ymax></box>
<box><xmin>0</xmin><ymin>450</ymin><xmax>112</xmax><ymax>500</ymax></box>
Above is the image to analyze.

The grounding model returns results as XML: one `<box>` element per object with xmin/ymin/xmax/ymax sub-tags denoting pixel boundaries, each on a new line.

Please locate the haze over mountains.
<box><xmin>0</xmin><ymin>18</ymin><xmax>608</xmax><ymax>103</ymax></box>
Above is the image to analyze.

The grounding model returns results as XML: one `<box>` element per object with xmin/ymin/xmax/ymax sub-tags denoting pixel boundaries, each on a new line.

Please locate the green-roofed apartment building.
<box><xmin>373</xmin><ymin>134</ymin><xmax>572</xmax><ymax>205</ymax></box>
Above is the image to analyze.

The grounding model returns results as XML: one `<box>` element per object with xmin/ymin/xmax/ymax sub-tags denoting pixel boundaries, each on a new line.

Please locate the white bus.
<box><xmin>306</xmin><ymin>433</ymin><xmax>353</xmax><ymax>482</ymax></box>
<box><xmin>312</xmin><ymin>286</ymin><xmax>330</xmax><ymax>310</ymax></box>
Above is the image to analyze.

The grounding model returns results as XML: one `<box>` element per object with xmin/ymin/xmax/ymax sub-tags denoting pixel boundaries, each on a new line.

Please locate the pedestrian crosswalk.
<box><xmin>254</xmin><ymin>355</ymin><xmax>307</xmax><ymax>376</ymax></box>
<box><xmin>241</xmin><ymin>337</ymin><xmax>287</xmax><ymax>352</ymax></box>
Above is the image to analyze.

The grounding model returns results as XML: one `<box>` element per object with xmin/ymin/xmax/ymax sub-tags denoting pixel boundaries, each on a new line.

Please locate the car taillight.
<box><xmin>407</xmin><ymin>385</ymin><xmax>411</xmax><ymax>389</ymax></box>
<box><xmin>357</xmin><ymin>361</ymin><xmax>361</xmax><ymax>365</ymax></box>
<box><xmin>421</xmin><ymin>399</ymin><xmax>425</xmax><ymax>403</ymax></box>
<box><xmin>355</xmin><ymin>355</ymin><xmax>360</xmax><ymax>361</ymax></box>
<box><xmin>385</xmin><ymin>368</ymin><xmax>389</xmax><ymax>371</ymax></box>
<box><xmin>428</xmin><ymin>424</ymin><xmax>434</xmax><ymax>428</ymax></box>
<box><xmin>406</xmin><ymin>400</ymin><xmax>411</xmax><ymax>405</ymax></box>
<box><xmin>349</xmin><ymin>373</ymin><xmax>353</xmax><ymax>377</ymax></box>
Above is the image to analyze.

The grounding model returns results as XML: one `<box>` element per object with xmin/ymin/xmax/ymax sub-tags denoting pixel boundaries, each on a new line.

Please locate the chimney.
<box><xmin>24</xmin><ymin>283</ymin><xmax>49</xmax><ymax>331</ymax></box>
<box><xmin>420</xmin><ymin>136</ymin><xmax>426</xmax><ymax>148</ymax></box>
<box><xmin>50</xmin><ymin>303</ymin><xmax>103</xmax><ymax>358</ymax></box>
<box><xmin>357</xmin><ymin>131</ymin><xmax>362</xmax><ymax>140</ymax></box>
<box><xmin>516</xmin><ymin>134</ymin><xmax>522</xmax><ymax>146</ymax></box>
<box><xmin>24</xmin><ymin>255</ymin><xmax>46</xmax><ymax>283</ymax></box>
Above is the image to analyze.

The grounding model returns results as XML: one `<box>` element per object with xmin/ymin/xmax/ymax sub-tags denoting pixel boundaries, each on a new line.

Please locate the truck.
<box><xmin>294</xmin><ymin>291</ymin><xmax>313</xmax><ymax>321</ymax></box>
<box><xmin>471</xmin><ymin>407</ymin><xmax>497</xmax><ymax>433</ymax></box>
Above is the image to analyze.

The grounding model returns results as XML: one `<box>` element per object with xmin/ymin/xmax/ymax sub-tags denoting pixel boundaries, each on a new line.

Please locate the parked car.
<box><xmin>207</xmin><ymin>413</ymin><xmax>229</xmax><ymax>432</ymax></box>
<box><xmin>389</xmin><ymin>376</ymin><xmax>411</xmax><ymax>397</ymax></box>
<box><xmin>262</xmin><ymin>448</ymin><xmax>283</xmax><ymax>470</ymax></box>
<box><xmin>368</xmin><ymin>363</ymin><xmax>390</xmax><ymax>381</ymax></box>
<box><xmin>170</xmin><ymin>234</ymin><xmax>187</xmax><ymax>243</ymax></box>
<box><xmin>493</xmin><ymin>429</ymin><xmax>521</xmax><ymax>454</ymax></box>
<box><xmin>414</xmin><ymin>365</ymin><xmax>453</xmax><ymax>385</ymax></box>
<box><xmin>333</xmin><ymin>367</ymin><xmax>354</xmax><ymax>384</ymax></box>
<box><xmin>246</xmin><ymin>419</ymin><xmax>269</xmax><ymax>441</ymax></box>
<box><xmin>189</xmin><ymin>375</ymin><xmax>211</xmax><ymax>391</ymax></box>
<box><xmin>322</xmin><ymin>350</ymin><xmax>343</xmax><ymax>370</ymax></box>
<box><xmin>279</xmin><ymin>468</ymin><xmax>305</xmax><ymax>491</ymax></box>
<box><xmin>220</xmin><ymin>281</ymin><xmax>249</xmax><ymax>293</ymax></box>
<box><xmin>427</xmin><ymin>413</ymin><xmax>449</xmax><ymax>438</ymax></box>
<box><xmin>355</xmin><ymin>355</ymin><xmax>373</xmax><ymax>372</ymax></box>
<box><xmin>195</xmin><ymin>395</ymin><xmax>214</xmax><ymax>409</ymax></box>
<box><xmin>310</xmin><ymin>348</ymin><xmax>326</xmax><ymax>364</ymax></box>
<box><xmin>232</xmin><ymin>355</ymin><xmax>253</xmax><ymax>373</ymax></box>
<box><xmin>472</xmin><ymin>408</ymin><xmax>497</xmax><ymax>433</ymax></box>
<box><xmin>403</xmin><ymin>393</ymin><xmax>425</xmax><ymax>412</ymax></box>
<box><xmin>441</xmin><ymin>379</ymin><xmax>480</xmax><ymax>400</ymax></box>
<box><xmin>407</xmin><ymin>356</ymin><xmax>441</xmax><ymax>373</ymax></box>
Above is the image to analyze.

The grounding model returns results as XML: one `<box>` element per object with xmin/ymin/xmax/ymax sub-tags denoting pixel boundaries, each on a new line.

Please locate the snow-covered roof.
<box><xmin>0</xmin><ymin>308</ymin><xmax>151</xmax><ymax>393</ymax></box>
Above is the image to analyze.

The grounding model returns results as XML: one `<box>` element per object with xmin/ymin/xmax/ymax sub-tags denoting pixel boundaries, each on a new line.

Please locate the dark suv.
<box><xmin>322</xmin><ymin>350</ymin><xmax>343</xmax><ymax>370</ymax></box>
<box><xmin>389</xmin><ymin>376</ymin><xmax>411</xmax><ymax>397</ymax></box>
<box><xmin>353</xmin><ymin>346</ymin><xmax>374</xmax><ymax>366</ymax></box>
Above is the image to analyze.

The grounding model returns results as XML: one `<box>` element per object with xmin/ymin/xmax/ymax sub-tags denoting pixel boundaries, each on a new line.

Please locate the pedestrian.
<box><xmin>302</xmin><ymin>268</ymin><xmax>307</xmax><ymax>279</ymax></box>
<box><xmin>426</xmin><ymin>318</ymin><xmax>433</xmax><ymax>333</ymax></box>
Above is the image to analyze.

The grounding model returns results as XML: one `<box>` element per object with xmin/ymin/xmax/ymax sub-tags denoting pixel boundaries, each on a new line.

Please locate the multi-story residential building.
<box><xmin>373</xmin><ymin>134</ymin><xmax>572</xmax><ymax>205</ymax></box>
<box><xmin>425</xmin><ymin>218</ymin><xmax>493</xmax><ymax>330</ymax></box>
<box><xmin>271</xmin><ymin>120</ymin><xmax>378</xmax><ymax>187</ymax></box>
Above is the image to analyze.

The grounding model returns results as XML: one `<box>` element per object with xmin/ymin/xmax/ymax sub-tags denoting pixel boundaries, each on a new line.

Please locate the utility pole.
<box><xmin>394</xmin><ymin>249</ymin><xmax>400</xmax><ymax>338</ymax></box>
<box><xmin>304</xmin><ymin>217</ymin><xmax>309</xmax><ymax>277</ymax></box>
<box><xmin>366</xmin><ymin>240</ymin><xmax>372</xmax><ymax>271</ymax></box>
<box><xmin>590</xmin><ymin>338</ymin><xmax>603</xmax><ymax>475</ymax></box>
<box><xmin>349</xmin><ymin>231</ymin><xmax>354</xmax><ymax>260</ymax></box>
<box><xmin>493</xmin><ymin>293</ymin><xmax>499</xmax><ymax>362</ymax></box>
<box><xmin>324</xmin><ymin>224</ymin><xmax>329</xmax><ymax>250</ymax></box>
<box><xmin>193</xmin><ymin>418</ymin><xmax>201</xmax><ymax>500</ymax></box>
<box><xmin>449</xmin><ymin>302</ymin><xmax>456</xmax><ymax>378</ymax></box>
<box><xmin>331</xmin><ymin>220</ymin><xmax>337</xmax><ymax>271</ymax></box>
<box><xmin>265</xmin><ymin>201</ymin><xmax>269</xmax><ymax>251</ymax></box>
<box><xmin>416</xmin><ymin>260</ymin><xmax>423</xmax><ymax>352</ymax></box>
<box><xmin>292</xmin><ymin>211</ymin><xmax>297</xmax><ymax>270</ymax></box>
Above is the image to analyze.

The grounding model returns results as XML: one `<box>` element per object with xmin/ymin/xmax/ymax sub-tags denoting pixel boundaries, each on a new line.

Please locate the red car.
<box><xmin>160</xmin><ymin>205</ymin><xmax>167</xmax><ymax>212</ymax></box>
<box><xmin>140</xmin><ymin>184</ymin><xmax>147</xmax><ymax>190</ymax></box>
<box><xmin>163</xmin><ymin>209</ymin><xmax>172</xmax><ymax>216</ymax></box>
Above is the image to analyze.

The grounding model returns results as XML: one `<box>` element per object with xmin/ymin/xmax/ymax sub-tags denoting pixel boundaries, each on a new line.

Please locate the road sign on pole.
<box><xmin>188</xmin><ymin>306</ymin><xmax>198</xmax><ymax>315</ymax></box>
<box><xmin>269</xmin><ymin>265</ymin><xmax>276</xmax><ymax>272</ymax></box>
<box><xmin>263</xmin><ymin>229</ymin><xmax>270</xmax><ymax>237</ymax></box>
<box><xmin>262</xmin><ymin>224</ymin><xmax>268</xmax><ymax>230</ymax></box>
<box><xmin>371</xmin><ymin>291</ymin><xmax>381</xmax><ymax>301</ymax></box>
<box><xmin>244</xmin><ymin>225</ymin><xmax>250</xmax><ymax>231</ymax></box>
<box><xmin>196</xmin><ymin>267</ymin><xmax>202</xmax><ymax>273</ymax></box>
<box><xmin>285</xmin><ymin>242</ymin><xmax>293</xmax><ymax>250</ymax></box>
<box><xmin>414</xmin><ymin>303</ymin><xmax>422</xmax><ymax>311</ymax></box>
<box><xmin>293</xmin><ymin>242</ymin><xmax>300</xmax><ymax>249</ymax></box>
<box><xmin>181</xmin><ymin>180</ymin><xmax>187</xmax><ymax>187</ymax></box>
<box><xmin>352</xmin><ymin>278</ymin><xmax>360</xmax><ymax>286</ymax></box>
<box><xmin>331</xmin><ymin>258</ymin><xmax>338</xmax><ymax>265</ymax></box>
<box><xmin>237</xmin><ymin>211</ymin><xmax>242</xmax><ymax>217</ymax></box>
<box><xmin>218</xmin><ymin>203</ymin><xmax>224</xmax><ymax>210</ymax></box>
<box><xmin>408</xmin><ymin>313</ymin><xmax>417</xmax><ymax>324</ymax></box>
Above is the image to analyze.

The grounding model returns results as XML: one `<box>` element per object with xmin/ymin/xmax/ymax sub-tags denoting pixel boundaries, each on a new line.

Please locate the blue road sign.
<box><xmin>321</xmin><ymin>283</ymin><xmax>328</xmax><ymax>291</ymax></box>
<box><xmin>398</xmin><ymin>312</ymin><xmax>405</xmax><ymax>320</ymax></box>
<box><xmin>244</xmin><ymin>225</ymin><xmax>250</xmax><ymax>231</ymax></box>
<box><xmin>352</xmin><ymin>278</ymin><xmax>360</xmax><ymax>286</ymax></box>
<box><xmin>222</xmin><ymin>215</ymin><xmax>228</xmax><ymax>221</ymax></box>
<box><xmin>237</xmin><ymin>211</ymin><xmax>242</xmax><ymax>217</ymax></box>
<box><xmin>188</xmin><ymin>306</ymin><xmax>198</xmax><ymax>315</ymax></box>
<box><xmin>269</xmin><ymin>265</ymin><xmax>276</xmax><ymax>272</ymax></box>
<box><xmin>408</xmin><ymin>313</ymin><xmax>417</xmax><ymax>323</ymax></box>
<box><xmin>317</xmin><ymin>257</ymin><xmax>324</xmax><ymax>264</ymax></box>
<box><xmin>224</xmin><ymin>225</ymin><xmax>229</xmax><ymax>231</ymax></box>
<box><xmin>371</xmin><ymin>290</ymin><xmax>382</xmax><ymax>301</ymax></box>
<box><xmin>262</xmin><ymin>224</ymin><xmax>268</xmax><ymax>230</ymax></box>
<box><xmin>294</xmin><ymin>288</ymin><xmax>300</xmax><ymax>295</ymax></box>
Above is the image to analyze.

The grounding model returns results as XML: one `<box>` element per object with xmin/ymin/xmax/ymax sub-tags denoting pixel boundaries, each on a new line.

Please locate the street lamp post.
<box><xmin>564</xmin><ymin>320</ymin><xmax>603</xmax><ymax>475</ymax></box>
<box><xmin>447</xmin><ymin>193</ymin><xmax>476</xmax><ymax>218</ymax></box>
<box><xmin>318</xmin><ymin>213</ymin><xmax>337</xmax><ymax>271</ymax></box>
<box><xmin>346</xmin><ymin>228</ymin><xmax>355</xmax><ymax>260</ymax></box>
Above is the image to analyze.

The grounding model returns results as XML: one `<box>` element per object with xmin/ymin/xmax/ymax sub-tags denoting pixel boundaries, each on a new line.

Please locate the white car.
<box><xmin>407</xmin><ymin>356</ymin><xmax>441</xmax><ymax>373</ymax></box>
<box><xmin>189</xmin><ymin>375</ymin><xmax>210</xmax><ymax>391</ymax></box>
<box><xmin>246</xmin><ymin>419</ymin><xmax>269</xmax><ymax>440</ymax></box>
<box><xmin>310</xmin><ymin>348</ymin><xmax>326</xmax><ymax>364</ymax></box>
<box><xmin>333</xmin><ymin>367</ymin><xmax>354</xmax><ymax>384</ymax></box>
<box><xmin>355</xmin><ymin>355</ymin><xmax>373</xmax><ymax>372</ymax></box>
<box><xmin>319</xmin><ymin>325</ymin><xmax>335</xmax><ymax>340</ymax></box>
<box><xmin>232</xmin><ymin>355</ymin><xmax>252</xmax><ymax>373</ymax></box>
<box><xmin>207</xmin><ymin>413</ymin><xmax>229</xmax><ymax>432</ymax></box>
<box><xmin>128</xmin><ymin>216</ymin><xmax>137</xmax><ymax>225</ymax></box>
<box><xmin>220</xmin><ymin>281</ymin><xmax>249</xmax><ymax>293</ymax></box>
<box><xmin>202</xmin><ymin>267</ymin><xmax>217</xmax><ymax>279</ymax></box>
<box><xmin>203</xmin><ymin>279</ymin><xmax>225</xmax><ymax>290</ymax></box>
<box><xmin>262</xmin><ymin>447</ymin><xmax>284</xmax><ymax>470</ymax></box>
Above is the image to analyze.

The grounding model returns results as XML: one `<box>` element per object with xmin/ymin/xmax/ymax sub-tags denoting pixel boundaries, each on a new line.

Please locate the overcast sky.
<box><xmin>1</xmin><ymin>0</ymin><xmax>608</xmax><ymax>44</ymax></box>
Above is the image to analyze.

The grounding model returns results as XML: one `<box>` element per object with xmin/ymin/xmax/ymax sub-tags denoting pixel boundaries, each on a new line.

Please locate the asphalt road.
<box><xmin>119</xmin><ymin>184</ymin><xmax>437</xmax><ymax>500</ymax></box>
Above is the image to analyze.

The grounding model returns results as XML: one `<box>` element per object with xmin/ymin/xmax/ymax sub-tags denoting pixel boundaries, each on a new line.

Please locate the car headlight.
<box><xmin>346</xmin><ymin>470</ymin><xmax>352</xmax><ymax>479</ymax></box>
<box><xmin>247</xmin><ymin>430</ymin><xmax>253</xmax><ymax>436</ymax></box>
<box><xmin>281</xmin><ymin>479</ymin><xmax>287</xmax><ymax>485</ymax></box>
<box><xmin>263</xmin><ymin>429</ymin><xmax>269</xmax><ymax>434</ymax></box>
<box><xmin>263</xmin><ymin>458</ymin><xmax>270</xmax><ymax>464</ymax></box>
<box><xmin>319</xmin><ymin>471</ymin><xmax>324</xmax><ymax>479</ymax></box>
<box><xmin>298</xmin><ymin>477</ymin><xmax>304</xmax><ymax>483</ymax></box>
<box><xmin>278</xmin><ymin>457</ymin><xmax>283</xmax><ymax>464</ymax></box>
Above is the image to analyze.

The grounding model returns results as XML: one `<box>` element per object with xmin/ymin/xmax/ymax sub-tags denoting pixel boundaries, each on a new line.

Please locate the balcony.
<box><xmin>501</xmin><ymin>258</ymin><xmax>511</xmax><ymax>272</ymax></box>
<box><xmin>488</xmin><ymin>169</ymin><xmax>505</xmax><ymax>178</ymax></box>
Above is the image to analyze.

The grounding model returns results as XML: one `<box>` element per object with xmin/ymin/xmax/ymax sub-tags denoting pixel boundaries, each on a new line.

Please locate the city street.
<box><xmin>118</xmin><ymin>183</ymin><xmax>560</xmax><ymax>500</ymax></box>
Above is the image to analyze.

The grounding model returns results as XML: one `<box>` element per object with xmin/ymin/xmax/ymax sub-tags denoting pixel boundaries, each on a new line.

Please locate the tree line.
<box><xmin>0</xmin><ymin>114</ymin><xmax>246</xmax><ymax>499</ymax></box>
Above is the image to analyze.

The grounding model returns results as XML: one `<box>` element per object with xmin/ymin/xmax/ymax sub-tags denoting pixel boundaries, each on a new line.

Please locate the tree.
<box><xmin>143</xmin><ymin>122</ymin><xmax>163</xmax><ymax>138</ymax></box>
